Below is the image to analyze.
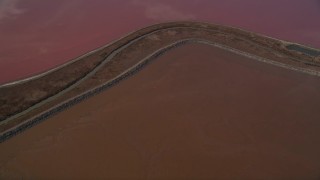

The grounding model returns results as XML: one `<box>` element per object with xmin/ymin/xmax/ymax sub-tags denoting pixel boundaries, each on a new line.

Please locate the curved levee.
<box><xmin>1</xmin><ymin>21</ymin><xmax>320</xmax><ymax>142</ymax></box>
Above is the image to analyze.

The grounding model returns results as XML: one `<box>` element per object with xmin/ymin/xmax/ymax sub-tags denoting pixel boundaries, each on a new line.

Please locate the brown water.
<box><xmin>0</xmin><ymin>0</ymin><xmax>320</xmax><ymax>83</ymax></box>
<box><xmin>1</xmin><ymin>43</ymin><xmax>320</xmax><ymax>179</ymax></box>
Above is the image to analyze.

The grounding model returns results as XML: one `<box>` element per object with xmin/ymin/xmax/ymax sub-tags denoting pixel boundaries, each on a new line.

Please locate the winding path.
<box><xmin>1</xmin><ymin>22</ymin><xmax>320</xmax><ymax>143</ymax></box>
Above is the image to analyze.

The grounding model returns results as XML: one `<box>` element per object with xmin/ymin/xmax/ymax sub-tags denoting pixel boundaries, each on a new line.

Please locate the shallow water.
<box><xmin>0</xmin><ymin>0</ymin><xmax>320</xmax><ymax>83</ymax></box>
<box><xmin>1</xmin><ymin>43</ymin><xmax>320</xmax><ymax>178</ymax></box>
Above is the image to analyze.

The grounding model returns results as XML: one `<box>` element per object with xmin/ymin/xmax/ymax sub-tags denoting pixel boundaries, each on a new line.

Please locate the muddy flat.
<box><xmin>1</xmin><ymin>43</ymin><xmax>320</xmax><ymax>179</ymax></box>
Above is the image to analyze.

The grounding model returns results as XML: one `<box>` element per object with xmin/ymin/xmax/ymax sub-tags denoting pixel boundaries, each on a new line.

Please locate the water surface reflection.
<box><xmin>0</xmin><ymin>0</ymin><xmax>319</xmax><ymax>83</ymax></box>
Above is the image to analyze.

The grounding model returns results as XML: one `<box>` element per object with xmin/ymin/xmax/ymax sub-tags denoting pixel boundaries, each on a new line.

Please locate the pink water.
<box><xmin>0</xmin><ymin>0</ymin><xmax>320</xmax><ymax>83</ymax></box>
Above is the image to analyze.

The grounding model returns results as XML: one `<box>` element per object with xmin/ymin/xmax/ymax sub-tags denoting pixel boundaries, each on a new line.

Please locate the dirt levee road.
<box><xmin>1</xmin><ymin>22</ymin><xmax>320</xmax><ymax>137</ymax></box>
<box><xmin>1</xmin><ymin>44</ymin><xmax>320</xmax><ymax>179</ymax></box>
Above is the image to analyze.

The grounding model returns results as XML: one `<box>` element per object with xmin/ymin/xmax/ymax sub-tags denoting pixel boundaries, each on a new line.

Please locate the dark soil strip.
<box><xmin>0</xmin><ymin>40</ymin><xmax>190</xmax><ymax>143</ymax></box>
<box><xmin>287</xmin><ymin>44</ymin><xmax>320</xmax><ymax>57</ymax></box>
